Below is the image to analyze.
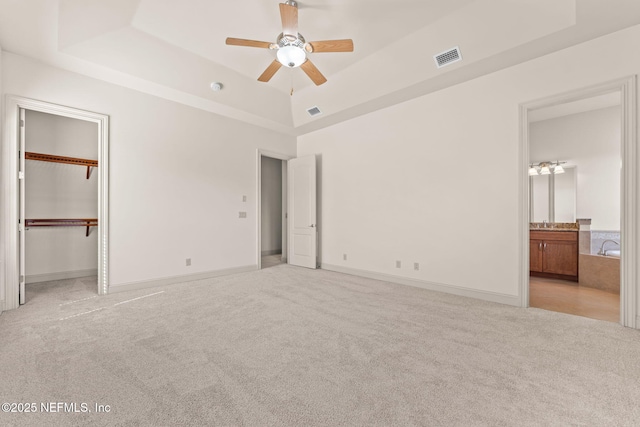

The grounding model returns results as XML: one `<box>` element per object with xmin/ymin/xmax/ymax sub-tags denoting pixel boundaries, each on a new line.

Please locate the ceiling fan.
<box><xmin>225</xmin><ymin>0</ymin><xmax>354</xmax><ymax>86</ymax></box>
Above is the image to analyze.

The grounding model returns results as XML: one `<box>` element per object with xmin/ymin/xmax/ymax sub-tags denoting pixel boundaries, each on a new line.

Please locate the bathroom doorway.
<box><xmin>528</xmin><ymin>93</ymin><xmax>620</xmax><ymax>322</ymax></box>
<box><xmin>519</xmin><ymin>77</ymin><xmax>637</xmax><ymax>328</ymax></box>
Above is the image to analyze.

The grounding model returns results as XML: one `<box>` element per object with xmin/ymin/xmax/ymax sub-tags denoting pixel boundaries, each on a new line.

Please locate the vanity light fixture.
<box><xmin>529</xmin><ymin>161</ymin><xmax>567</xmax><ymax>176</ymax></box>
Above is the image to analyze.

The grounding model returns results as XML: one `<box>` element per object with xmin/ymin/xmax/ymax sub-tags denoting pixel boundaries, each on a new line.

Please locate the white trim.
<box><xmin>620</xmin><ymin>76</ymin><xmax>637</xmax><ymax>329</ymax></box>
<box><xmin>519</xmin><ymin>76</ymin><xmax>637</xmax><ymax>329</ymax></box>
<box><xmin>256</xmin><ymin>149</ymin><xmax>293</xmax><ymax>270</ymax></box>
<box><xmin>108</xmin><ymin>265</ymin><xmax>257</xmax><ymax>294</ymax></box>
<box><xmin>2</xmin><ymin>95</ymin><xmax>109</xmax><ymax>310</ymax></box>
<box><xmin>26</xmin><ymin>269</ymin><xmax>98</xmax><ymax>284</ymax></box>
<box><xmin>519</xmin><ymin>103</ymin><xmax>530</xmax><ymax>309</ymax></box>
<box><xmin>322</xmin><ymin>264</ymin><xmax>521</xmax><ymax>307</ymax></box>
<box><xmin>0</xmin><ymin>259</ymin><xmax>4</xmax><ymax>313</ymax></box>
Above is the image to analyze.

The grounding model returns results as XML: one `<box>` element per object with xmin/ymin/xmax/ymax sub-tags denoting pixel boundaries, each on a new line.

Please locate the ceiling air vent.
<box><xmin>434</xmin><ymin>47</ymin><xmax>462</xmax><ymax>69</ymax></box>
<box><xmin>307</xmin><ymin>106</ymin><xmax>322</xmax><ymax>117</ymax></box>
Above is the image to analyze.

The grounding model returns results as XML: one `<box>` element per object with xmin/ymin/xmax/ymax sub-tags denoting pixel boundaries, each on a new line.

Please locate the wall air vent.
<box><xmin>306</xmin><ymin>106</ymin><xmax>322</xmax><ymax>117</ymax></box>
<box><xmin>434</xmin><ymin>47</ymin><xmax>462</xmax><ymax>69</ymax></box>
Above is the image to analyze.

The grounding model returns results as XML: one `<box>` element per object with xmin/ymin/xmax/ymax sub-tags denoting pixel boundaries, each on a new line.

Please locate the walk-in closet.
<box><xmin>22</xmin><ymin>110</ymin><xmax>99</xmax><ymax>303</ymax></box>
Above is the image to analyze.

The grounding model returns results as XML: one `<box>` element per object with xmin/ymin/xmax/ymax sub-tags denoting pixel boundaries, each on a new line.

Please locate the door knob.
<box><xmin>310</xmin><ymin>224</ymin><xmax>315</xmax><ymax>228</ymax></box>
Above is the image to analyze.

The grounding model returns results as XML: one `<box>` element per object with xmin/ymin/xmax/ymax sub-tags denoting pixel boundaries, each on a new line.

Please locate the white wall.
<box><xmin>2</xmin><ymin>52</ymin><xmax>296</xmax><ymax>290</ymax></box>
<box><xmin>530</xmin><ymin>107</ymin><xmax>620</xmax><ymax>230</ymax></box>
<box><xmin>261</xmin><ymin>156</ymin><xmax>282</xmax><ymax>255</ymax></box>
<box><xmin>25</xmin><ymin>110</ymin><xmax>99</xmax><ymax>280</ymax></box>
<box><xmin>297</xmin><ymin>24</ymin><xmax>640</xmax><ymax>307</ymax></box>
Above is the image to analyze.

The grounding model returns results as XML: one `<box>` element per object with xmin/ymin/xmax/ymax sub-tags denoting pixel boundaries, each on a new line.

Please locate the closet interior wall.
<box><xmin>25</xmin><ymin>110</ymin><xmax>99</xmax><ymax>283</ymax></box>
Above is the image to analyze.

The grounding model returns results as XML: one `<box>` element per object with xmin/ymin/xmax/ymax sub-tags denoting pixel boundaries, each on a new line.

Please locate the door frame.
<box><xmin>256</xmin><ymin>149</ymin><xmax>292</xmax><ymax>270</ymax></box>
<box><xmin>2</xmin><ymin>96</ymin><xmax>110</xmax><ymax>310</ymax></box>
<box><xmin>518</xmin><ymin>76</ymin><xmax>637</xmax><ymax>328</ymax></box>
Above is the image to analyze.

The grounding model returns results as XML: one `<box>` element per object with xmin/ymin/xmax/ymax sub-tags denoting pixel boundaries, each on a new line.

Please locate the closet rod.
<box><xmin>25</xmin><ymin>218</ymin><xmax>98</xmax><ymax>237</ymax></box>
<box><xmin>25</xmin><ymin>152</ymin><xmax>98</xmax><ymax>179</ymax></box>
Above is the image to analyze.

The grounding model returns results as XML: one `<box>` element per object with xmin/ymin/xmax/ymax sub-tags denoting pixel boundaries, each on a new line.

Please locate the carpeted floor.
<box><xmin>1</xmin><ymin>265</ymin><xmax>639</xmax><ymax>426</ymax></box>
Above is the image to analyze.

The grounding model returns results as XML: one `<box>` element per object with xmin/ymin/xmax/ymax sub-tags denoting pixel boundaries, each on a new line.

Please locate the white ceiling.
<box><xmin>1</xmin><ymin>0</ymin><xmax>640</xmax><ymax>136</ymax></box>
<box><xmin>528</xmin><ymin>92</ymin><xmax>621</xmax><ymax>123</ymax></box>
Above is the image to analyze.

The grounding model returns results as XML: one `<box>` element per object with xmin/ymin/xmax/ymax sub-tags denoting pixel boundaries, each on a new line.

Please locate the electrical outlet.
<box><xmin>242</xmin><ymin>195</ymin><xmax>247</xmax><ymax>202</ymax></box>
<box><xmin>239</xmin><ymin>212</ymin><xmax>247</xmax><ymax>218</ymax></box>
<box><xmin>396</xmin><ymin>260</ymin><xmax>401</xmax><ymax>268</ymax></box>
<box><xmin>343</xmin><ymin>254</ymin><xmax>347</xmax><ymax>261</ymax></box>
<box><xmin>414</xmin><ymin>262</ymin><xmax>419</xmax><ymax>271</ymax></box>
<box><xmin>186</xmin><ymin>258</ymin><xmax>191</xmax><ymax>266</ymax></box>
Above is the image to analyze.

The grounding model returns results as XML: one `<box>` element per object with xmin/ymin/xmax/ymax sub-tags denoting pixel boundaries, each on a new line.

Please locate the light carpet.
<box><xmin>1</xmin><ymin>265</ymin><xmax>639</xmax><ymax>426</ymax></box>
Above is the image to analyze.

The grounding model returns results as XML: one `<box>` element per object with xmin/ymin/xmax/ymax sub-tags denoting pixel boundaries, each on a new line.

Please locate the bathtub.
<box><xmin>578</xmin><ymin>253</ymin><xmax>620</xmax><ymax>294</ymax></box>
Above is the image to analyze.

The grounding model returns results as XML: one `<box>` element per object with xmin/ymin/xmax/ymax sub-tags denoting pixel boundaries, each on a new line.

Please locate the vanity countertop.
<box><xmin>530</xmin><ymin>222</ymin><xmax>579</xmax><ymax>232</ymax></box>
<box><xmin>529</xmin><ymin>227</ymin><xmax>578</xmax><ymax>232</ymax></box>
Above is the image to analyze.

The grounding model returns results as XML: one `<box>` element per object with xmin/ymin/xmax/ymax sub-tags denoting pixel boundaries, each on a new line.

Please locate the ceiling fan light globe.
<box><xmin>277</xmin><ymin>45</ymin><xmax>306</xmax><ymax>68</ymax></box>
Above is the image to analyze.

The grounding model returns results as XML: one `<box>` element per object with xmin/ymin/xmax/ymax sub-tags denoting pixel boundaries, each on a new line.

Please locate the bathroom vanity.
<box><xmin>530</xmin><ymin>229</ymin><xmax>579</xmax><ymax>282</ymax></box>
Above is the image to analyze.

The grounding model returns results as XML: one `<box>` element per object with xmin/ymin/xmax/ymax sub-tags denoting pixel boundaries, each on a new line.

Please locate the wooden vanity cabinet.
<box><xmin>530</xmin><ymin>230</ymin><xmax>578</xmax><ymax>281</ymax></box>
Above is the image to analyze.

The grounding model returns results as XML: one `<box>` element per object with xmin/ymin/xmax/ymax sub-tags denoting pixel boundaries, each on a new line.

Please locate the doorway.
<box><xmin>519</xmin><ymin>77</ymin><xmax>637</xmax><ymax>328</ymax></box>
<box><xmin>260</xmin><ymin>155</ymin><xmax>287</xmax><ymax>269</ymax></box>
<box><xmin>257</xmin><ymin>150</ymin><xmax>292</xmax><ymax>270</ymax></box>
<box><xmin>21</xmin><ymin>110</ymin><xmax>99</xmax><ymax>305</ymax></box>
<box><xmin>2</xmin><ymin>97</ymin><xmax>109</xmax><ymax>311</ymax></box>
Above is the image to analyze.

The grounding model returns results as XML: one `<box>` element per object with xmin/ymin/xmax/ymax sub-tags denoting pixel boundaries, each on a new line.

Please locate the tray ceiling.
<box><xmin>1</xmin><ymin>0</ymin><xmax>640</xmax><ymax>135</ymax></box>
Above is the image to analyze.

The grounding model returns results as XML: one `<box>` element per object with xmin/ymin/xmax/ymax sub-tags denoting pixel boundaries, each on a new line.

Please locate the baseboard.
<box><xmin>261</xmin><ymin>249</ymin><xmax>282</xmax><ymax>256</ymax></box>
<box><xmin>26</xmin><ymin>269</ymin><xmax>98</xmax><ymax>284</ymax></box>
<box><xmin>321</xmin><ymin>264</ymin><xmax>520</xmax><ymax>307</ymax></box>
<box><xmin>108</xmin><ymin>265</ymin><xmax>258</xmax><ymax>294</ymax></box>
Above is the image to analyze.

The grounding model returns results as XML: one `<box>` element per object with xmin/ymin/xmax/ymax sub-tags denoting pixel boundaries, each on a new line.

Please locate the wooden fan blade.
<box><xmin>226</xmin><ymin>38</ymin><xmax>272</xmax><ymax>49</ymax></box>
<box><xmin>258</xmin><ymin>60</ymin><xmax>283</xmax><ymax>82</ymax></box>
<box><xmin>307</xmin><ymin>39</ymin><xmax>354</xmax><ymax>53</ymax></box>
<box><xmin>300</xmin><ymin>60</ymin><xmax>327</xmax><ymax>85</ymax></box>
<box><xmin>279</xmin><ymin>3</ymin><xmax>298</xmax><ymax>37</ymax></box>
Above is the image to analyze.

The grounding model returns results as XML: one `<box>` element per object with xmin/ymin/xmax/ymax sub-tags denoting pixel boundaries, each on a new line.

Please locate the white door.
<box><xmin>19</xmin><ymin>109</ymin><xmax>26</xmax><ymax>304</ymax></box>
<box><xmin>288</xmin><ymin>155</ymin><xmax>317</xmax><ymax>269</ymax></box>
<box><xmin>281</xmin><ymin>162</ymin><xmax>288</xmax><ymax>262</ymax></box>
